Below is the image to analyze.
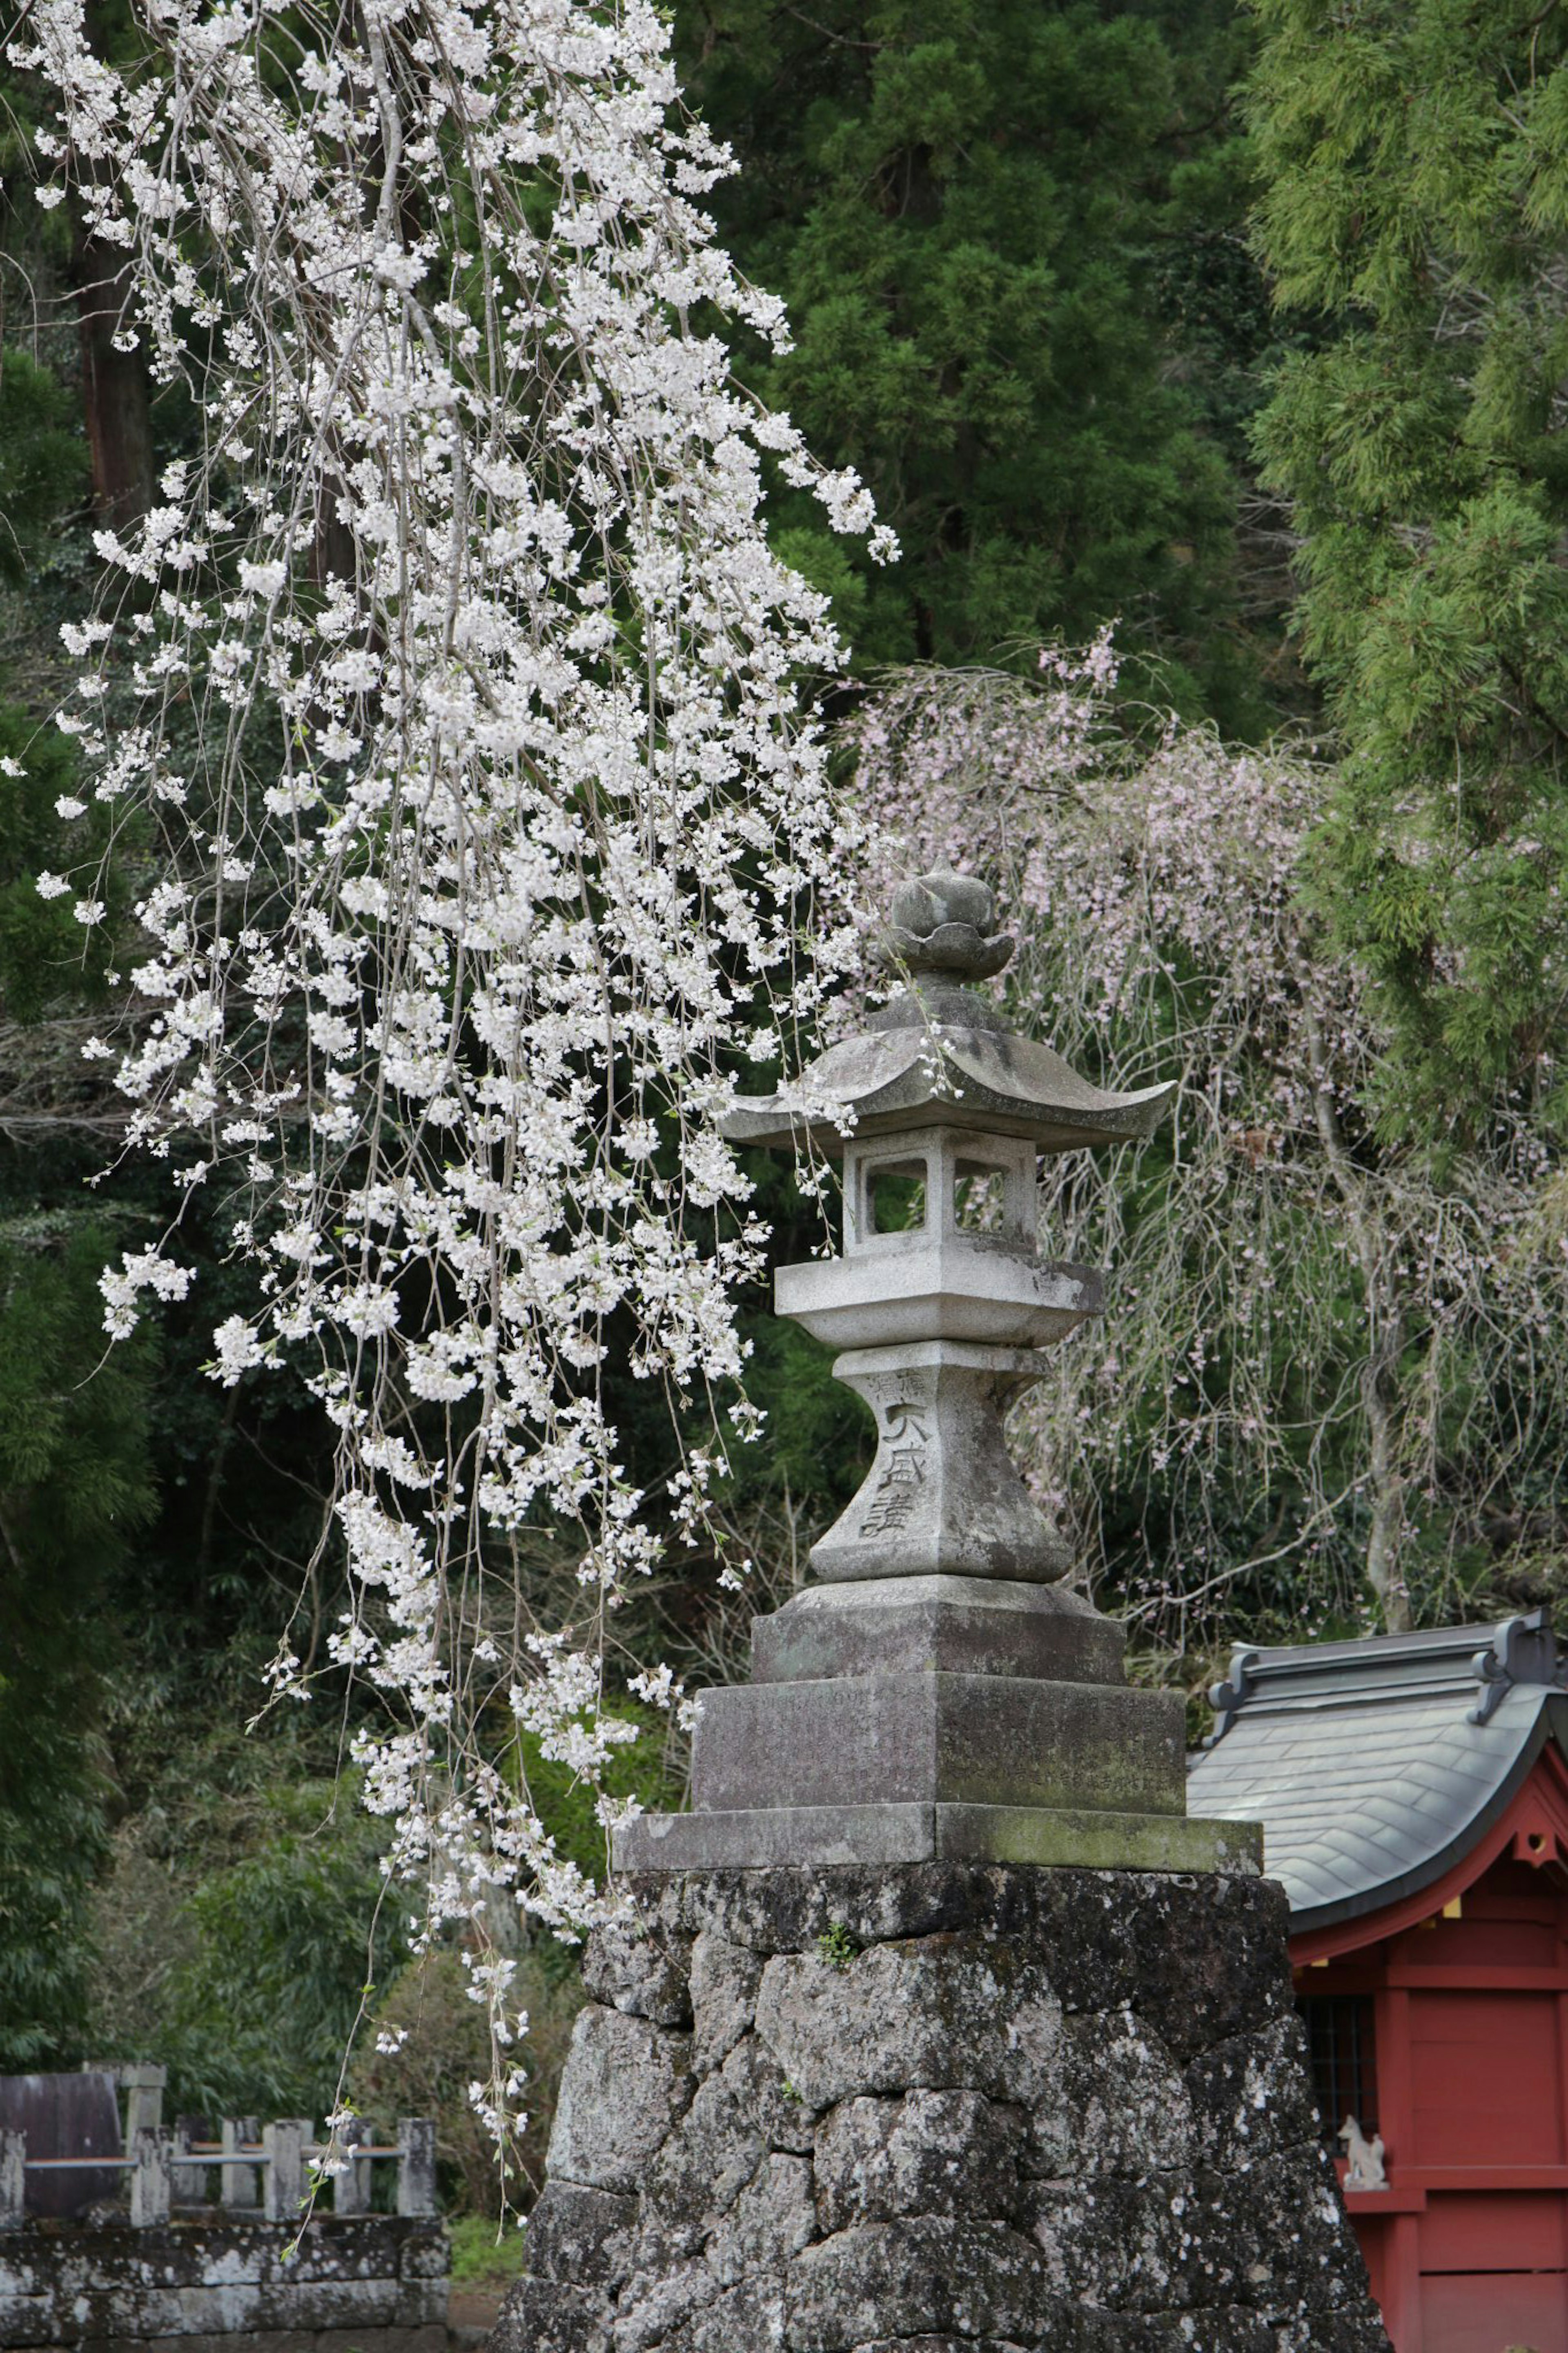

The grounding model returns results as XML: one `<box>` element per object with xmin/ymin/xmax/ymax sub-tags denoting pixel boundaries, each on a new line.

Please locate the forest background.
<box><xmin>3</xmin><ymin>0</ymin><xmax>1566</xmax><ymax>2240</ymax></box>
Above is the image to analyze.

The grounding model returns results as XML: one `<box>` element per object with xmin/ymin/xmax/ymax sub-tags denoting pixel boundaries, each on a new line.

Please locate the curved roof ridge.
<box><xmin>1203</xmin><ymin>1608</ymin><xmax>1564</xmax><ymax>1745</ymax></box>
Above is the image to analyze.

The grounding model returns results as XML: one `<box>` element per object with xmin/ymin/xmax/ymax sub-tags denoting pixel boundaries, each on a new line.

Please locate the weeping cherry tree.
<box><xmin>10</xmin><ymin>0</ymin><xmax>893</xmax><ymax>2181</ymax></box>
<box><xmin>849</xmin><ymin>647</ymin><xmax>1568</xmax><ymax>1651</ymax></box>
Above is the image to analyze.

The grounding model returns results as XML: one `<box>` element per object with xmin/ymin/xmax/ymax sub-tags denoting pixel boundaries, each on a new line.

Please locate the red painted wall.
<box><xmin>1293</xmin><ymin>1753</ymin><xmax>1568</xmax><ymax>2353</ymax></box>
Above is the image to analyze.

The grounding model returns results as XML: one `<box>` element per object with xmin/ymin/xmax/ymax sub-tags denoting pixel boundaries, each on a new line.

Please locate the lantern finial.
<box><xmin>883</xmin><ymin>867</ymin><xmax>1015</xmax><ymax>982</ymax></box>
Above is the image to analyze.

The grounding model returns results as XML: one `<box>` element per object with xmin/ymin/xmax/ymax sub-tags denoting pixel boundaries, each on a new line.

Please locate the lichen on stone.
<box><xmin>489</xmin><ymin>1864</ymin><xmax>1388</xmax><ymax>2353</ymax></box>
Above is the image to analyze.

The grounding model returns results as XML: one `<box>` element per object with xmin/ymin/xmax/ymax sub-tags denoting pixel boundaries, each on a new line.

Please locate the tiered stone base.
<box><xmin>490</xmin><ymin>1865</ymin><xmax>1388</xmax><ymax>2353</ymax></box>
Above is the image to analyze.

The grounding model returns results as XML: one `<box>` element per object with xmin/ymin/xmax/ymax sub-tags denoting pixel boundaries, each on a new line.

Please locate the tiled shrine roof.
<box><xmin>1187</xmin><ymin>1612</ymin><xmax>1568</xmax><ymax>1931</ymax></box>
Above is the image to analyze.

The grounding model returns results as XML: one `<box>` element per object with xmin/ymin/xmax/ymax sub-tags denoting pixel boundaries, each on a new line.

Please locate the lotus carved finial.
<box><xmin>883</xmin><ymin>868</ymin><xmax>1014</xmax><ymax>982</ymax></box>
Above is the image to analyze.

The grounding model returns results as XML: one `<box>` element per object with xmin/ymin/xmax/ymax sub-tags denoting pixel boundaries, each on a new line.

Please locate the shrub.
<box><xmin>352</xmin><ymin>1945</ymin><xmax>582</xmax><ymax>2215</ymax></box>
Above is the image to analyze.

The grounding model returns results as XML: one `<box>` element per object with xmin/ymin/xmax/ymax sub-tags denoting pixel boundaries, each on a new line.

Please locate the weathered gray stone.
<box><xmin>0</xmin><ymin>2215</ymin><xmax>448</xmax><ymax>2353</ymax></box>
<box><xmin>643</xmin><ymin>2044</ymin><xmax>771</xmax><ymax>2225</ymax></box>
<box><xmin>689</xmin><ymin>1930</ymin><xmax>762</xmax><ymax>2076</ymax></box>
<box><xmin>706</xmin><ymin>2154</ymin><xmax>815</xmax><ymax>2286</ymax></box>
<box><xmin>396</xmin><ymin>2116</ymin><xmax>438</xmax><ymax>2218</ymax></box>
<box><xmin>755</xmin><ymin>1942</ymin><xmax>1063</xmax><ymax>2110</ymax></box>
<box><xmin>633</xmin><ymin>1862</ymin><xmax>979</xmax><ymax>1954</ymax></box>
<box><xmin>736</xmin><ymin>2034</ymin><xmax>820</xmax><ymax>2156</ymax></box>
<box><xmin>487</xmin><ymin>1865</ymin><xmax>1387</xmax><ymax>2353</ymax></box>
<box><xmin>1187</xmin><ymin>2148</ymin><xmax>1372</xmax><ymax>2313</ymax></box>
<box><xmin>814</xmin><ymin>2090</ymin><xmax>1022</xmax><ymax>2230</ymax></box>
<box><xmin>582</xmin><ymin>1921</ymin><xmax>692</xmax><ymax>2027</ymax></box>
<box><xmin>849</xmin><ymin>2344</ymin><xmax>1039</xmax><ymax>2353</ymax></box>
<box><xmin>525</xmin><ymin>2185</ymin><xmax>636</xmax><ymax>2288</ymax></box>
<box><xmin>1136</xmin><ymin>2298</ymin><xmax>1392</xmax><ymax>2353</ymax></box>
<box><xmin>850</xmin><ymin>2344</ymin><xmax>1087</xmax><ymax>2353</ymax></box>
<box><xmin>850</xmin><ymin>2337</ymin><xmax>1140</xmax><ymax>2353</ymax></box>
<box><xmin>1184</xmin><ymin>2015</ymin><xmax>1321</xmax><ymax>2169</ymax></box>
<box><xmin>931</xmin><ymin>1805</ymin><xmax>1259</xmax><ymax>1875</ymax></box>
<box><xmin>690</xmin><ymin>1672</ymin><xmax>1186</xmax><ymax>1817</ymax></box>
<box><xmin>1029</xmin><ymin>2010</ymin><xmax>1192</xmax><ymax>2177</ymax></box>
<box><xmin>606</xmin><ymin>2259</ymin><xmax>712</xmax><ymax>2353</ymax></box>
<box><xmin>632</xmin><ymin>1859</ymin><xmax>1267</xmax><ymax>1963</ymax></box>
<box><xmin>58</xmin><ymin>2334</ymin><xmax>444</xmax><ymax>2353</ymax></box>
<box><xmin>644</xmin><ymin>2033</ymin><xmax>818</xmax><ymax>2234</ymax></box>
<box><xmin>751</xmin><ymin>1574</ymin><xmax>1125</xmax><ymax>1688</ymax></box>
<box><xmin>617</xmin><ymin>1803</ymin><xmax>936</xmax><ymax>1875</ymax></box>
<box><xmin>1102</xmin><ymin>1875</ymin><xmax>1296</xmax><ymax>2063</ymax></box>
<box><xmin>1139</xmin><ymin>2314</ymin><xmax>1314</xmax><ymax>2353</ymax></box>
<box><xmin>491</xmin><ymin>2278</ymin><xmax>609</xmax><ymax>2353</ymax></box>
<box><xmin>615</xmin><ymin>1802</ymin><xmax>1259</xmax><ymax>1876</ymax></box>
<box><xmin>1030</xmin><ymin>2144</ymin><xmax>1376</xmax><ymax>2326</ymax></box>
<box><xmin>1031</xmin><ymin>2175</ymin><xmax>1237</xmax><ymax>2313</ymax></box>
<box><xmin>658</xmin><ymin>2277</ymin><xmax>787</xmax><ymax>2353</ymax></box>
<box><xmin>786</xmin><ymin>2217</ymin><xmax>1048</xmax><ymax>2348</ymax></box>
<box><xmin>548</xmin><ymin>2008</ymin><xmax>693</xmax><ymax>2193</ymax></box>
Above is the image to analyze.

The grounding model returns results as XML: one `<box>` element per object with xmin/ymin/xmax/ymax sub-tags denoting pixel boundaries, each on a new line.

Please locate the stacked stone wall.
<box><xmin>0</xmin><ymin>2211</ymin><xmax>447</xmax><ymax>2353</ymax></box>
<box><xmin>493</xmin><ymin>1865</ymin><xmax>1389</xmax><ymax>2353</ymax></box>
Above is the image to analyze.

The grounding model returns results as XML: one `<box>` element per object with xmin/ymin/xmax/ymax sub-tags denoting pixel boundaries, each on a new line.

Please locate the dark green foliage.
<box><xmin>151</xmin><ymin>1778</ymin><xmax>403</xmax><ymax>2119</ymax></box>
<box><xmin>0</xmin><ymin>1223</ymin><xmax>155</xmax><ymax>2069</ymax></box>
<box><xmin>1248</xmin><ymin>0</ymin><xmax>1568</xmax><ymax>1129</ymax></box>
<box><xmin>676</xmin><ymin>0</ymin><xmax>1274</xmax><ymax>723</ymax></box>
<box><xmin>446</xmin><ymin>2212</ymin><xmax>531</xmax><ymax>2288</ymax></box>
<box><xmin>732</xmin><ymin>1314</ymin><xmax>872</xmax><ymax>1513</ymax></box>
<box><xmin>0</xmin><ymin>702</ymin><xmax>121</xmax><ymax>1019</ymax></box>
<box><xmin>0</xmin><ymin>349</ymin><xmax>88</xmax><ymax>586</ymax></box>
<box><xmin>515</xmin><ymin>1704</ymin><xmax>683</xmax><ymax>1886</ymax></box>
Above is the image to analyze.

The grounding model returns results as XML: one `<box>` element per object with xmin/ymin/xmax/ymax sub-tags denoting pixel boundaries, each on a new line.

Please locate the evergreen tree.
<box><xmin>0</xmin><ymin>1224</ymin><xmax>155</xmax><ymax>2068</ymax></box>
<box><xmin>676</xmin><ymin>0</ymin><xmax>1275</xmax><ymax>723</ymax></box>
<box><xmin>1249</xmin><ymin>0</ymin><xmax>1568</xmax><ymax>1131</ymax></box>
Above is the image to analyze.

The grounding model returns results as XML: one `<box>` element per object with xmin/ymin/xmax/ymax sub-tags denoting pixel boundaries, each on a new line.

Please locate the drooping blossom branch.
<box><xmin>848</xmin><ymin>647</ymin><xmax>1568</xmax><ymax>1651</ymax></box>
<box><xmin>12</xmin><ymin>0</ymin><xmax>892</xmax><ymax>2185</ymax></box>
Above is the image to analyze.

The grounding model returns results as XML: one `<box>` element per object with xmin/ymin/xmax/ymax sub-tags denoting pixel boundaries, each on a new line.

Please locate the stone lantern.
<box><xmin>616</xmin><ymin>868</ymin><xmax>1253</xmax><ymax>1876</ymax></box>
<box><xmin>500</xmin><ymin>869</ymin><xmax>1389</xmax><ymax>2353</ymax></box>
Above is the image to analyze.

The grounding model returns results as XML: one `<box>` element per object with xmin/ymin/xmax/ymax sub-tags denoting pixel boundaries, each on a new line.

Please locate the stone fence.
<box><xmin>0</xmin><ymin>2105</ymin><xmax>446</xmax><ymax>2353</ymax></box>
<box><xmin>0</xmin><ymin>2115</ymin><xmax>439</xmax><ymax>2231</ymax></box>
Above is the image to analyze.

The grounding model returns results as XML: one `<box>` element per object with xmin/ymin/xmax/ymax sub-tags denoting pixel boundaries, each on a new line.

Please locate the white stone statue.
<box><xmin>1339</xmin><ymin>2115</ymin><xmax>1387</xmax><ymax>2188</ymax></box>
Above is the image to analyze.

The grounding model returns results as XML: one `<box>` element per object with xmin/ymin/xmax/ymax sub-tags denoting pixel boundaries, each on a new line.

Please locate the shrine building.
<box><xmin>1188</xmin><ymin>1611</ymin><xmax>1568</xmax><ymax>2353</ymax></box>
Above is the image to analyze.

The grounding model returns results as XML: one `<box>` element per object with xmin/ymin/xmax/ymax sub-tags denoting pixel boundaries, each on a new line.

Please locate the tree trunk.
<box><xmin>1361</xmin><ymin>1337</ymin><xmax>1412</xmax><ymax>1633</ymax></box>
<box><xmin>1296</xmin><ymin>981</ymin><xmax>1413</xmax><ymax>1631</ymax></box>
<box><xmin>72</xmin><ymin>230</ymin><xmax>154</xmax><ymax>532</ymax></box>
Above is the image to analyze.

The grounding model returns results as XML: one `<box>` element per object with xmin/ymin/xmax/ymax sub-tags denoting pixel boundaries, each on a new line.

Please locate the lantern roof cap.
<box><xmin>721</xmin><ymin>866</ymin><xmax>1174</xmax><ymax>1154</ymax></box>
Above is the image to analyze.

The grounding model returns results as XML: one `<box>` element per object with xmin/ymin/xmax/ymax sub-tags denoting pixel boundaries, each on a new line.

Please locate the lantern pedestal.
<box><xmin>617</xmin><ymin>1574</ymin><xmax>1259</xmax><ymax>1874</ymax></box>
<box><xmin>492</xmin><ymin>1862</ymin><xmax>1388</xmax><ymax>2353</ymax></box>
<box><xmin>614</xmin><ymin>1800</ymin><xmax>1257</xmax><ymax>1876</ymax></box>
<box><xmin>800</xmin><ymin>1342</ymin><xmax>1078</xmax><ymax>1585</ymax></box>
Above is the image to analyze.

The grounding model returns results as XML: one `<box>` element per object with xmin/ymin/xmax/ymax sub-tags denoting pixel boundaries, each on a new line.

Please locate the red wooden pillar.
<box><xmin>1376</xmin><ymin>1984</ymin><xmax>1420</xmax><ymax>2353</ymax></box>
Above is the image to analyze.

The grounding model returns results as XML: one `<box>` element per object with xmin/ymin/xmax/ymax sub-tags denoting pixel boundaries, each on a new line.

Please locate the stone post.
<box><xmin>119</xmin><ymin>2064</ymin><xmax>166</xmax><ymax>2142</ymax></box>
<box><xmin>262</xmin><ymin>2120</ymin><xmax>308</xmax><ymax>2225</ymax></box>
<box><xmin>219</xmin><ymin>2117</ymin><xmax>259</xmax><ymax>2209</ymax></box>
<box><xmin>492</xmin><ymin>871</ymin><xmax>1390</xmax><ymax>2353</ymax></box>
<box><xmin>129</xmin><ymin>2128</ymin><xmax>171</xmax><ymax>2228</ymax></box>
<box><xmin>396</xmin><ymin>2117</ymin><xmax>437</xmax><ymax>2217</ymax></box>
<box><xmin>172</xmin><ymin>2116</ymin><xmax>207</xmax><ymax>2204</ymax></box>
<box><xmin>0</xmin><ymin>2130</ymin><xmax>24</xmax><ymax>2230</ymax></box>
<box><xmin>331</xmin><ymin>2118</ymin><xmax>373</xmax><ymax>2216</ymax></box>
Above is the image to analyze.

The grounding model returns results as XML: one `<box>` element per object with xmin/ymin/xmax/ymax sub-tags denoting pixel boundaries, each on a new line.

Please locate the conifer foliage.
<box><xmin>1250</xmin><ymin>0</ymin><xmax>1568</xmax><ymax>1131</ymax></box>
<box><xmin>0</xmin><ymin>1223</ymin><xmax>154</xmax><ymax>2068</ymax></box>
<box><xmin>677</xmin><ymin>0</ymin><xmax>1264</xmax><ymax>714</ymax></box>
